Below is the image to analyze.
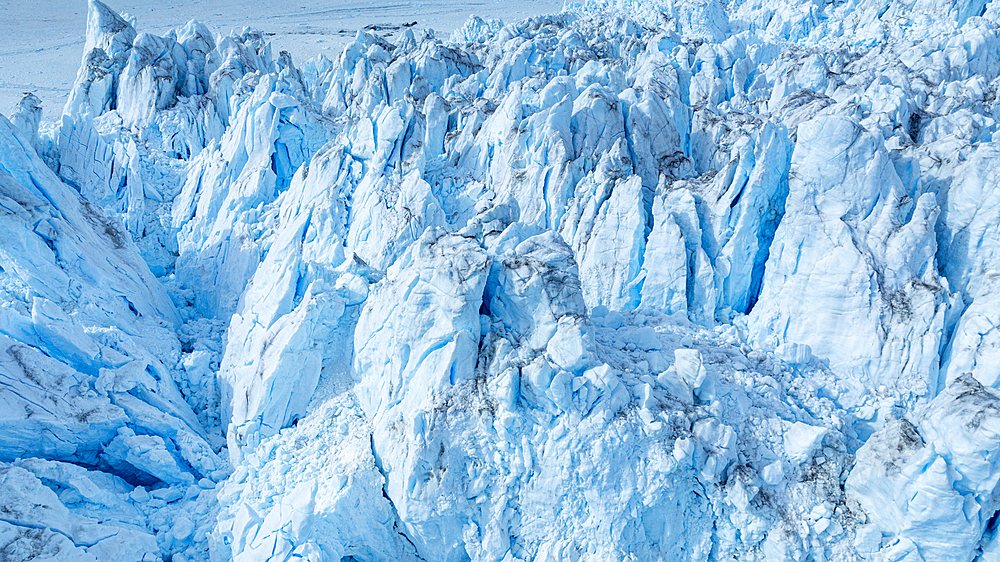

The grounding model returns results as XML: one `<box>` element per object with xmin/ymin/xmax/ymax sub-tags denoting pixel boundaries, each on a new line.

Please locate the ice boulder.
<box><xmin>783</xmin><ymin>421</ymin><xmax>828</xmax><ymax>465</ymax></box>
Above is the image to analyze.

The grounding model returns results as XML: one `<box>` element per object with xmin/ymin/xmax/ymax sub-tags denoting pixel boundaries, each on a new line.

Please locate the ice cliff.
<box><xmin>5</xmin><ymin>0</ymin><xmax>1000</xmax><ymax>560</ymax></box>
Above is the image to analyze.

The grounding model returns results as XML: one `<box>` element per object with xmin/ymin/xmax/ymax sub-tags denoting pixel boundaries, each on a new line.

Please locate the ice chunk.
<box><xmin>783</xmin><ymin>421</ymin><xmax>827</xmax><ymax>465</ymax></box>
<box><xmin>693</xmin><ymin>417</ymin><xmax>736</xmax><ymax>482</ymax></box>
<box><xmin>64</xmin><ymin>0</ymin><xmax>136</xmax><ymax>118</ymax></box>
<box><xmin>220</xmin><ymin>148</ymin><xmax>372</xmax><ymax>459</ymax></box>
<box><xmin>0</xmin><ymin>463</ymin><xmax>159</xmax><ymax>561</ymax></box>
<box><xmin>847</xmin><ymin>375</ymin><xmax>1000</xmax><ymax>562</ymax></box>
<box><xmin>10</xmin><ymin>93</ymin><xmax>42</xmax><ymax>151</ymax></box>
<box><xmin>102</xmin><ymin>427</ymin><xmax>196</xmax><ymax>486</ymax></box>
<box><xmin>217</xmin><ymin>400</ymin><xmax>416</xmax><ymax>562</ymax></box>
<box><xmin>760</xmin><ymin>460</ymin><xmax>784</xmax><ymax>486</ymax></box>
<box><xmin>748</xmin><ymin>115</ymin><xmax>947</xmax><ymax>405</ymax></box>
<box><xmin>658</xmin><ymin>347</ymin><xmax>715</xmax><ymax>403</ymax></box>
<box><xmin>775</xmin><ymin>342</ymin><xmax>812</xmax><ymax>365</ymax></box>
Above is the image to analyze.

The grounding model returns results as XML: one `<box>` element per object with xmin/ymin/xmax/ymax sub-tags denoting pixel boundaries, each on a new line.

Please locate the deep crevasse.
<box><xmin>4</xmin><ymin>0</ymin><xmax>1000</xmax><ymax>560</ymax></box>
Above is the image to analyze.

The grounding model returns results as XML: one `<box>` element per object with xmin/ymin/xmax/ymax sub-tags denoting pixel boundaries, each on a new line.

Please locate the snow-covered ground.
<box><xmin>0</xmin><ymin>0</ymin><xmax>561</xmax><ymax>120</ymax></box>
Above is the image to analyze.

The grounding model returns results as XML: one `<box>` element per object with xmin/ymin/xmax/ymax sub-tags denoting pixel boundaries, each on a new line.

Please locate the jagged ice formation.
<box><xmin>4</xmin><ymin>0</ymin><xmax>1000</xmax><ymax>560</ymax></box>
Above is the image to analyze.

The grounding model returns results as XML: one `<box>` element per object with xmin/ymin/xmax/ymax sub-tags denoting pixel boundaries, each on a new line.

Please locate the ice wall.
<box><xmin>8</xmin><ymin>0</ymin><xmax>1000</xmax><ymax>560</ymax></box>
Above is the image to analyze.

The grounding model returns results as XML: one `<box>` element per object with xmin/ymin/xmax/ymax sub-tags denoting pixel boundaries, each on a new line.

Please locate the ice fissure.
<box><xmin>7</xmin><ymin>0</ymin><xmax>1000</xmax><ymax>560</ymax></box>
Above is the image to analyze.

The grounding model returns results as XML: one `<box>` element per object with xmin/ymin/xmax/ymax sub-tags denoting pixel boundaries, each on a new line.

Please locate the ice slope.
<box><xmin>0</xmin><ymin>111</ymin><xmax>224</xmax><ymax>559</ymax></box>
<box><xmin>8</xmin><ymin>0</ymin><xmax>1000</xmax><ymax>560</ymax></box>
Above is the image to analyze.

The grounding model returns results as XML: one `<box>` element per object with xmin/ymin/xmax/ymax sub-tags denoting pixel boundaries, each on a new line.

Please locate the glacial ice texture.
<box><xmin>5</xmin><ymin>0</ymin><xmax>1000</xmax><ymax>560</ymax></box>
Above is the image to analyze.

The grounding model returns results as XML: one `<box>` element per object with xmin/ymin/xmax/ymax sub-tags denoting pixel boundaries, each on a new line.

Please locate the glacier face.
<box><xmin>6</xmin><ymin>0</ymin><xmax>1000</xmax><ymax>560</ymax></box>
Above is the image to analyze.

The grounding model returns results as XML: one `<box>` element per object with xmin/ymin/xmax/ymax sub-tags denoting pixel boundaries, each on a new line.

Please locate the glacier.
<box><xmin>5</xmin><ymin>0</ymin><xmax>1000</xmax><ymax>560</ymax></box>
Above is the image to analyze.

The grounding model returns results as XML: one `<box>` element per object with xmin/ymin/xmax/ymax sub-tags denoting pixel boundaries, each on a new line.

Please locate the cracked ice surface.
<box><xmin>7</xmin><ymin>0</ymin><xmax>1000</xmax><ymax>560</ymax></box>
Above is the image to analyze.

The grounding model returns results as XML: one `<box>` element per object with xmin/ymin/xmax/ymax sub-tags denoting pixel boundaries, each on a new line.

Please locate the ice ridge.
<box><xmin>4</xmin><ymin>0</ymin><xmax>1000</xmax><ymax>560</ymax></box>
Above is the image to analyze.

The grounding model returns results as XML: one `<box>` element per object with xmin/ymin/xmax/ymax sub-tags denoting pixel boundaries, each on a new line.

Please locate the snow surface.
<box><xmin>5</xmin><ymin>0</ymin><xmax>1000</xmax><ymax>560</ymax></box>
